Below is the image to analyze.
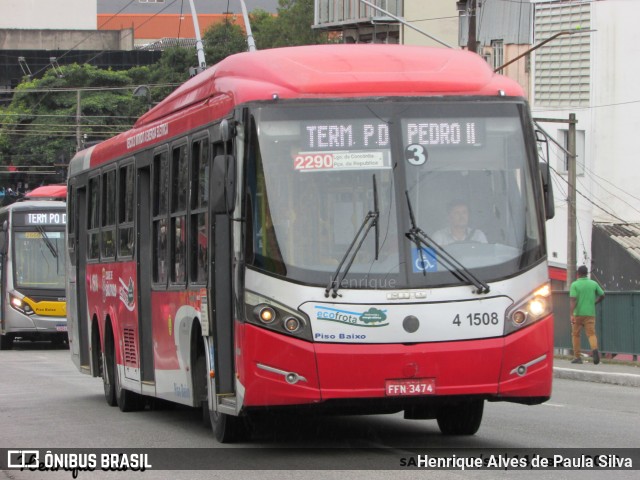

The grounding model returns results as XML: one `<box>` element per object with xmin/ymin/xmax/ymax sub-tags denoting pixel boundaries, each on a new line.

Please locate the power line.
<box><xmin>547</xmin><ymin>142</ymin><xmax>640</xmax><ymax>217</ymax></box>
<box><xmin>30</xmin><ymin>0</ymin><xmax>139</xmax><ymax>77</ymax></box>
<box><xmin>549</xmin><ymin>163</ymin><xmax>627</xmax><ymax>223</ymax></box>
<box><xmin>4</xmin><ymin>82</ymin><xmax>181</xmax><ymax>95</ymax></box>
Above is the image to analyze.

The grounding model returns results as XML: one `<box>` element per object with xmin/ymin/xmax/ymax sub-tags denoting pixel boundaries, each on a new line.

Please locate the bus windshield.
<box><xmin>246</xmin><ymin>100</ymin><xmax>544</xmax><ymax>289</ymax></box>
<box><xmin>13</xmin><ymin>229</ymin><xmax>66</xmax><ymax>290</ymax></box>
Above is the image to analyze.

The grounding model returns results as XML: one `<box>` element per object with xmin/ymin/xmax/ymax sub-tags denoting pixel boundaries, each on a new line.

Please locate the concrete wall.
<box><xmin>402</xmin><ymin>2</ymin><xmax>457</xmax><ymax>48</ymax></box>
<box><xmin>0</xmin><ymin>0</ymin><xmax>96</xmax><ymax>29</ymax></box>
<box><xmin>0</xmin><ymin>29</ymin><xmax>134</xmax><ymax>50</ymax></box>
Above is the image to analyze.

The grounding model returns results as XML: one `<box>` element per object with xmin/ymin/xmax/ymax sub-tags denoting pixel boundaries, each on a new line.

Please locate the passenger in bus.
<box><xmin>432</xmin><ymin>200</ymin><xmax>487</xmax><ymax>246</ymax></box>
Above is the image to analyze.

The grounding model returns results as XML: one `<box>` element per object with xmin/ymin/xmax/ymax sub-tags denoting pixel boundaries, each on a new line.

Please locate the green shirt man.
<box><xmin>569</xmin><ymin>265</ymin><xmax>604</xmax><ymax>364</ymax></box>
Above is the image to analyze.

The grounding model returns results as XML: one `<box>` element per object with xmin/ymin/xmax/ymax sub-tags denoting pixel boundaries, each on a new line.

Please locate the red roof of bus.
<box><xmin>25</xmin><ymin>185</ymin><xmax>67</xmax><ymax>200</ymax></box>
<box><xmin>80</xmin><ymin>44</ymin><xmax>525</xmax><ymax>168</ymax></box>
<box><xmin>135</xmin><ymin>44</ymin><xmax>524</xmax><ymax>128</ymax></box>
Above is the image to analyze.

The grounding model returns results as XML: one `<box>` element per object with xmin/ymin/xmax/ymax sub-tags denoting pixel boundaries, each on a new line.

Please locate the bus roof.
<box><xmin>136</xmin><ymin>44</ymin><xmax>523</xmax><ymax>128</ymax></box>
<box><xmin>24</xmin><ymin>185</ymin><xmax>67</xmax><ymax>200</ymax></box>
<box><xmin>71</xmin><ymin>44</ymin><xmax>526</xmax><ymax>172</ymax></box>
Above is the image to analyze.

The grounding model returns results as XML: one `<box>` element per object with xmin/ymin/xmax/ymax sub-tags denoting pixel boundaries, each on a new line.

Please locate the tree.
<box><xmin>0</xmin><ymin>48</ymin><xmax>195</xmax><ymax>184</ymax></box>
<box><xmin>146</xmin><ymin>47</ymin><xmax>193</xmax><ymax>101</ymax></box>
<box><xmin>203</xmin><ymin>17</ymin><xmax>249</xmax><ymax>66</ymax></box>
<box><xmin>0</xmin><ymin>65</ymin><xmax>145</xmax><ymax>186</ymax></box>
<box><xmin>252</xmin><ymin>0</ymin><xmax>331</xmax><ymax>49</ymax></box>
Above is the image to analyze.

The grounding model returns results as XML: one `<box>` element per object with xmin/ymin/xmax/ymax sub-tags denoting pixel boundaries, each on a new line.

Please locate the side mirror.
<box><xmin>539</xmin><ymin>162</ymin><xmax>555</xmax><ymax>220</ymax></box>
<box><xmin>212</xmin><ymin>155</ymin><xmax>236</xmax><ymax>214</ymax></box>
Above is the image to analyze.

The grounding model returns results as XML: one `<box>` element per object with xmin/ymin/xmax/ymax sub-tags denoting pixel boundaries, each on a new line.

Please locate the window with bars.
<box><xmin>491</xmin><ymin>40</ymin><xmax>504</xmax><ymax>71</ymax></box>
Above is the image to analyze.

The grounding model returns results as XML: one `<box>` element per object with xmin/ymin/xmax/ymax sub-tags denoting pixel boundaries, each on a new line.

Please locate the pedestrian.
<box><xmin>569</xmin><ymin>265</ymin><xmax>605</xmax><ymax>364</ymax></box>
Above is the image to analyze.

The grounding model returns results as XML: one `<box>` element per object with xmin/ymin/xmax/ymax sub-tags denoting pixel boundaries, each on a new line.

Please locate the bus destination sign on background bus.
<box><xmin>14</xmin><ymin>211</ymin><xmax>67</xmax><ymax>226</ymax></box>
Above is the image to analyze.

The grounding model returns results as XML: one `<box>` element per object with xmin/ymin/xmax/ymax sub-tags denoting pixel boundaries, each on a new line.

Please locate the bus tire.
<box><xmin>113</xmin><ymin>348</ymin><xmax>142</xmax><ymax>412</ymax></box>
<box><xmin>0</xmin><ymin>334</ymin><xmax>13</xmax><ymax>350</ymax></box>
<box><xmin>436</xmin><ymin>399</ymin><xmax>484</xmax><ymax>435</ymax></box>
<box><xmin>210</xmin><ymin>410</ymin><xmax>250</xmax><ymax>443</ymax></box>
<box><xmin>102</xmin><ymin>351</ymin><xmax>117</xmax><ymax>407</ymax></box>
<box><xmin>194</xmin><ymin>353</ymin><xmax>211</xmax><ymax>429</ymax></box>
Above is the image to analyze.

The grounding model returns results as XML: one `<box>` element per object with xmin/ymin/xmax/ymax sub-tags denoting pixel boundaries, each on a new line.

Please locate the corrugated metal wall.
<box><xmin>315</xmin><ymin>0</ymin><xmax>402</xmax><ymax>26</ymax></box>
<box><xmin>553</xmin><ymin>291</ymin><xmax>640</xmax><ymax>355</ymax></box>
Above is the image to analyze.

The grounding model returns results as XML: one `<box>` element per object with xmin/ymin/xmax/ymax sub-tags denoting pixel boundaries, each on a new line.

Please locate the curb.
<box><xmin>553</xmin><ymin>367</ymin><xmax>640</xmax><ymax>388</ymax></box>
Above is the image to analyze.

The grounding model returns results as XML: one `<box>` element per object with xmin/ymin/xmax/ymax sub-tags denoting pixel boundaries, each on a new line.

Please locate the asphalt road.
<box><xmin>1</xmin><ymin>342</ymin><xmax>638</xmax><ymax>479</ymax></box>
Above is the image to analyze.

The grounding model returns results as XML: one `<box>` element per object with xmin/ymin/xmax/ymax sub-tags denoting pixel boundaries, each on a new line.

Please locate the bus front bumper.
<box><xmin>238</xmin><ymin>316</ymin><xmax>553</xmax><ymax>408</ymax></box>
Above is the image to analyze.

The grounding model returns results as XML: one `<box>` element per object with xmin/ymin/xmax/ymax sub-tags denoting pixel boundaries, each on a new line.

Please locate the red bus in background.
<box><xmin>25</xmin><ymin>184</ymin><xmax>68</xmax><ymax>201</ymax></box>
<box><xmin>66</xmin><ymin>44</ymin><xmax>555</xmax><ymax>442</ymax></box>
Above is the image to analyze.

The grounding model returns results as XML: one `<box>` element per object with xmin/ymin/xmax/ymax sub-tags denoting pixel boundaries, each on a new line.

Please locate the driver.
<box><xmin>431</xmin><ymin>200</ymin><xmax>487</xmax><ymax>246</ymax></box>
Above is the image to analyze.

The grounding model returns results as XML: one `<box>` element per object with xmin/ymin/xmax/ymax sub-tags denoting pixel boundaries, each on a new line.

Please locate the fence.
<box><xmin>553</xmin><ymin>291</ymin><xmax>640</xmax><ymax>358</ymax></box>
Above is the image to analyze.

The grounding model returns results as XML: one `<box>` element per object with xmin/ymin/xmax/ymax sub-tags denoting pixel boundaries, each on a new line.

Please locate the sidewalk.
<box><xmin>553</xmin><ymin>355</ymin><xmax>640</xmax><ymax>388</ymax></box>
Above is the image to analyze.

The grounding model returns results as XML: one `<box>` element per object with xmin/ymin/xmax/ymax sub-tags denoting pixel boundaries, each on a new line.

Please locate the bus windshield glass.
<box><xmin>13</xmin><ymin>230</ymin><xmax>66</xmax><ymax>290</ymax></box>
<box><xmin>246</xmin><ymin>100</ymin><xmax>544</xmax><ymax>289</ymax></box>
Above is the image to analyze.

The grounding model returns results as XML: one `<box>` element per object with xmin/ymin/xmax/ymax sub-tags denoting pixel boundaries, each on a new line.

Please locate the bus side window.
<box><xmin>87</xmin><ymin>176</ymin><xmax>100</xmax><ymax>260</ymax></box>
<box><xmin>190</xmin><ymin>138</ymin><xmax>208</xmax><ymax>284</ymax></box>
<box><xmin>170</xmin><ymin>143</ymin><xmax>188</xmax><ymax>285</ymax></box>
<box><xmin>118</xmin><ymin>163</ymin><xmax>135</xmax><ymax>258</ymax></box>
<box><xmin>152</xmin><ymin>151</ymin><xmax>169</xmax><ymax>285</ymax></box>
<box><xmin>101</xmin><ymin>169</ymin><xmax>116</xmax><ymax>259</ymax></box>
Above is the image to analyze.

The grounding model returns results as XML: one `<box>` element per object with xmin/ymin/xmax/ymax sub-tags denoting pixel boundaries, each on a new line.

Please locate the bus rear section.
<box><xmin>0</xmin><ymin>200</ymin><xmax>67</xmax><ymax>349</ymax></box>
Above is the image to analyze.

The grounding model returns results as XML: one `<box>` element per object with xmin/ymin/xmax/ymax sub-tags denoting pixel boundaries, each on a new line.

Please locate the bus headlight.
<box><xmin>505</xmin><ymin>284</ymin><xmax>552</xmax><ymax>335</ymax></box>
<box><xmin>246</xmin><ymin>291</ymin><xmax>311</xmax><ymax>341</ymax></box>
<box><xmin>10</xmin><ymin>294</ymin><xmax>35</xmax><ymax>316</ymax></box>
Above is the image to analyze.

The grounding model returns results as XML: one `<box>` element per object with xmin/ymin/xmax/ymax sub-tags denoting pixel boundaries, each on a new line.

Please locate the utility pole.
<box><xmin>566</xmin><ymin>113</ymin><xmax>577</xmax><ymax>288</ymax></box>
<box><xmin>467</xmin><ymin>0</ymin><xmax>478</xmax><ymax>53</ymax></box>
<box><xmin>75</xmin><ymin>89</ymin><xmax>82</xmax><ymax>152</ymax></box>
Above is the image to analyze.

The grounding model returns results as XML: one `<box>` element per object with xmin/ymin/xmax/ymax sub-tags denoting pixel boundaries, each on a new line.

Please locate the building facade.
<box><xmin>531</xmin><ymin>0</ymin><xmax>640</xmax><ymax>286</ymax></box>
<box><xmin>0</xmin><ymin>0</ymin><xmax>96</xmax><ymax>30</ymax></box>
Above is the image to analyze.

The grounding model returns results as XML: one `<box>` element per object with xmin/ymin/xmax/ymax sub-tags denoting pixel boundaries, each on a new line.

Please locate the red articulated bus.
<box><xmin>66</xmin><ymin>44</ymin><xmax>555</xmax><ymax>442</ymax></box>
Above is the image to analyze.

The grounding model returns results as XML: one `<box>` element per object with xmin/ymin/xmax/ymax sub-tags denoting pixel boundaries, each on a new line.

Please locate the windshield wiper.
<box><xmin>36</xmin><ymin>225</ymin><xmax>58</xmax><ymax>259</ymax></box>
<box><xmin>325</xmin><ymin>175</ymin><xmax>380</xmax><ymax>299</ymax></box>
<box><xmin>404</xmin><ymin>191</ymin><xmax>490</xmax><ymax>294</ymax></box>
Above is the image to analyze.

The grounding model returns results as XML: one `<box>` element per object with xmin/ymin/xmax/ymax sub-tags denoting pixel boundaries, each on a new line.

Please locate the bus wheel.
<box><xmin>113</xmin><ymin>350</ymin><xmax>142</xmax><ymax>412</ymax></box>
<box><xmin>210</xmin><ymin>410</ymin><xmax>250</xmax><ymax>443</ymax></box>
<box><xmin>436</xmin><ymin>399</ymin><xmax>484</xmax><ymax>435</ymax></box>
<box><xmin>194</xmin><ymin>353</ymin><xmax>211</xmax><ymax>429</ymax></box>
<box><xmin>0</xmin><ymin>334</ymin><xmax>13</xmax><ymax>350</ymax></box>
<box><xmin>102</xmin><ymin>351</ymin><xmax>117</xmax><ymax>407</ymax></box>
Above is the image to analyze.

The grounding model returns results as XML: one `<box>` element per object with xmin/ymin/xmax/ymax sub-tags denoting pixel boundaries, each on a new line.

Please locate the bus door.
<box><xmin>209</xmin><ymin>145</ymin><xmax>236</xmax><ymax>397</ymax></box>
<box><xmin>137</xmin><ymin>166</ymin><xmax>155</xmax><ymax>384</ymax></box>
<box><xmin>75</xmin><ymin>186</ymin><xmax>90</xmax><ymax>368</ymax></box>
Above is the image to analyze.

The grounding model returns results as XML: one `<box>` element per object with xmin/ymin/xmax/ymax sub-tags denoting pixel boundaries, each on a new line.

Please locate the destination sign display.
<box><xmin>302</xmin><ymin>120</ymin><xmax>390</xmax><ymax>151</ymax></box>
<box><xmin>403</xmin><ymin>119</ymin><xmax>485</xmax><ymax>147</ymax></box>
<box><xmin>301</xmin><ymin>118</ymin><xmax>484</xmax><ymax>152</ymax></box>
<box><xmin>13</xmin><ymin>211</ymin><xmax>67</xmax><ymax>226</ymax></box>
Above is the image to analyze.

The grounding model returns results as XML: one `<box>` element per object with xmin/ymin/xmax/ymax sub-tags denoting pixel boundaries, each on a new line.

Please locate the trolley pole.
<box><xmin>188</xmin><ymin>0</ymin><xmax>207</xmax><ymax>74</ymax></box>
